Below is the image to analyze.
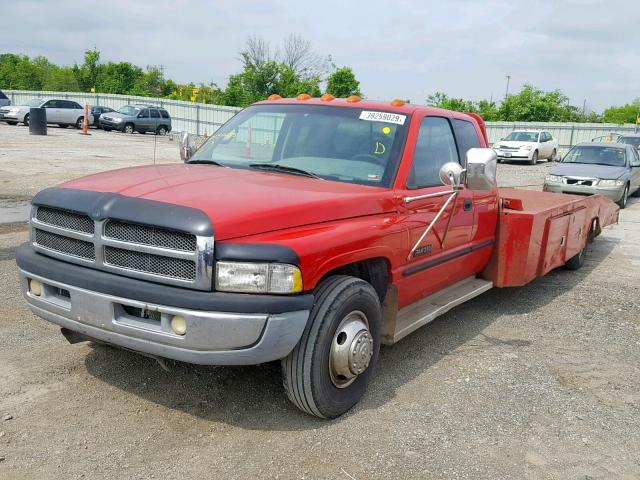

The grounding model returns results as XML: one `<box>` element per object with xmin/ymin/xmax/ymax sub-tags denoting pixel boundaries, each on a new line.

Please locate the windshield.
<box><xmin>562</xmin><ymin>146</ymin><xmax>626</xmax><ymax>167</ymax></box>
<box><xmin>619</xmin><ymin>136</ymin><xmax>640</xmax><ymax>148</ymax></box>
<box><xmin>118</xmin><ymin>105</ymin><xmax>140</xmax><ymax>115</ymax></box>
<box><xmin>25</xmin><ymin>98</ymin><xmax>44</xmax><ymax>107</ymax></box>
<box><xmin>504</xmin><ymin>131</ymin><xmax>539</xmax><ymax>142</ymax></box>
<box><xmin>189</xmin><ymin>104</ymin><xmax>409</xmax><ymax>187</ymax></box>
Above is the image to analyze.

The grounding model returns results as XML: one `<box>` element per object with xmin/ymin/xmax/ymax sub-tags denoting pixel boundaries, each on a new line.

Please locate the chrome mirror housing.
<box><xmin>465</xmin><ymin>148</ymin><xmax>497</xmax><ymax>191</ymax></box>
<box><xmin>439</xmin><ymin>162</ymin><xmax>465</xmax><ymax>189</ymax></box>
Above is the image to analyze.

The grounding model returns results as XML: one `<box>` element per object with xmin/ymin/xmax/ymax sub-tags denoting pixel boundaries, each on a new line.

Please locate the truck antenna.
<box><xmin>153</xmin><ymin>126</ymin><xmax>158</xmax><ymax>165</ymax></box>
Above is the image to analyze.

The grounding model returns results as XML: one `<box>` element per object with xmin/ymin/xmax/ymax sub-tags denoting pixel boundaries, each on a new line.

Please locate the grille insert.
<box><xmin>104</xmin><ymin>220</ymin><xmax>196</xmax><ymax>251</ymax></box>
<box><xmin>36</xmin><ymin>207</ymin><xmax>94</xmax><ymax>234</ymax></box>
<box><xmin>104</xmin><ymin>246</ymin><xmax>196</xmax><ymax>280</ymax></box>
<box><xmin>34</xmin><ymin>229</ymin><xmax>95</xmax><ymax>260</ymax></box>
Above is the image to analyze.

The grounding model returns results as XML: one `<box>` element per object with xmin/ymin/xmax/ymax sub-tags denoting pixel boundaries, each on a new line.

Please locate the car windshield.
<box><xmin>562</xmin><ymin>146</ymin><xmax>626</xmax><ymax>167</ymax></box>
<box><xmin>504</xmin><ymin>132</ymin><xmax>539</xmax><ymax>142</ymax></box>
<box><xmin>25</xmin><ymin>98</ymin><xmax>44</xmax><ymax>107</ymax></box>
<box><xmin>189</xmin><ymin>104</ymin><xmax>409</xmax><ymax>187</ymax></box>
<box><xmin>619</xmin><ymin>136</ymin><xmax>640</xmax><ymax>148</ymax></box>
<box><xmin>118</xmin><ymin>105</ymin><xmax>140</xmax><ymax>115</ymax></box>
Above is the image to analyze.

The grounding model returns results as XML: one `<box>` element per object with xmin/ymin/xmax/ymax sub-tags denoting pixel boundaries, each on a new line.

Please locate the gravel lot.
<box><xmin>0</xmin><ymin>123</ymin><xmax>638</xmax><ymax>479</ymax></box>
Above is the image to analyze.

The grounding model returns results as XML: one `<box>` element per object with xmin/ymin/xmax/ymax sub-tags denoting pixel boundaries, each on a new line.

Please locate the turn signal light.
<box><xmin>320</xmin><ymin>93</ymin><xmax>335</xmax><ymax>101</ymax></box>
<box><xmin>390</xmin><ymin>98</ymin><xmax>406</xmax><ymax>107</ymax></box>
<box><xmin>267</xmin><ymin>94</ymin><xmax>282</xmax><ymax>100</ymax></box>
<box><xmin>297</xmin><ymin>93</ymin><xmax>311</xmax><ymax>100</ymax></box>
<box><xmin>171</xmin><ymin>315</ymin><xmax>187</xmax><ymax>336</ymax></box>
<box><xmin>346</xmin><ymin>95</ymin><xmax>362</xmax><ymax>103</ymax></box>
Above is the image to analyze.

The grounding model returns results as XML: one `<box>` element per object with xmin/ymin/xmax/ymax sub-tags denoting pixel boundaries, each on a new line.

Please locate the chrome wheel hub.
<box><xmin>329</xmin><ymin>310</ymin><xmax>374</xmax><ymax>388</ymax></box>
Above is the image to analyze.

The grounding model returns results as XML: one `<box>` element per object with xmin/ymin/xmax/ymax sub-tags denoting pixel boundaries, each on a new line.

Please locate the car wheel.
<box><xmin>282</xmin><ymin>275</ymin><xmax>382</xmax><ymax>419</ymax></box>
<box><xmin>529</xmin><ymin>150</ymin><xmax>538</xmax><ymax>165</ymax></box>
<box><xmin>564</xmin><ymin>246</ymin><xmax>586</xmax><ymax>270</ymax></box>
<box><xmin>123</xmin><ymin>123</ymin><xmax>134</xmax><ymax>134</ymax></box>
<box><xmin>75</xmin><ymin>117</ymin><xmax>85</xmax><ymax>129</ymax></box>
<box><xmin>156</xmin><ymin>125</ymin><xmax>167</xmax><ymax>135</ymax></box>
<box><xmin>7</xmin><ymin>121</ymin><xmax>18</xmax><ymax>126</ymax></box>
<box><xmin>23</xmin><ymin>113</ymin><xmax>30</xmax><ymax>126</ymax></box>
<box><xmin>549</xmin><ymin>149</ymin><xmax>556</xmax><ymax>162</ymax></box>
<box><xmin>617</xmin><ymin>184</ymin><xmax>629</xmax><ymax>209</ymax></box>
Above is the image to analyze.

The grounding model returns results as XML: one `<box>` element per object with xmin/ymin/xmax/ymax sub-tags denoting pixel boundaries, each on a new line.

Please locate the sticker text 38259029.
<box><xmin>359</xmin><ymin>110</ymin><xmax>406</xmax><ymax>125</ymax></box>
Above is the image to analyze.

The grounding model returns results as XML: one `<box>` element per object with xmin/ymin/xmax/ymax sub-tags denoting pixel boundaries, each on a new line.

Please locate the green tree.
<box><xmin>498</xmin><ymin>85</ymin><xmax>579</xmax><ymax>122</ymax></box>
<box><xmin>326</xmin><ymin>67</ymin><xmax>361</xmax><ymax>97</ymax></box>
<box><xmin>602</xmin><ymin>100</ymin><xmax>640</xmax><ymax>124</ymax></box>
<box><xmin>426</xmin><ymin>92</ymin><xmax>477</xmax><ymax>112</ymax></box>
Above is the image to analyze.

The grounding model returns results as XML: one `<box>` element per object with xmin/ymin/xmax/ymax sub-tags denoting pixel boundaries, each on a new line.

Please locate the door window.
<box><xmin>42</xmin><ymin>100</ymin><xmax>59</xmax><ymax>108</ymax></box>
<box><xmin>138</xmin><ymin>109</ymin><xmax>150</xmax><ymax>118</ymax></box>
<box><xmin>150</xmin><ymin>109</ymin><xmax>160</xmax><ymax>118</ymax></box>
<box><xmin>408</xmin><ymin>117</ymin><xmax>459</xmax><ymax>188</ymax></box>
<box><xmin>452</xmin><ymin>119</ymin><xmax>481</xmax><ymax>163</ymax></box>
<box><xmin>630</xmin><ymin>147</ymin><xmax>640</xmax><ymax>167</ymax></box>
<box><xmin>160</xmin><ymin>110</ymin><xmax>170</xmax><ymax>119</ymax></box>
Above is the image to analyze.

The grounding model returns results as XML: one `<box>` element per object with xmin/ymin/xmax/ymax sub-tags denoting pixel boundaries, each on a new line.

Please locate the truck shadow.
<box><xmin>83</xmin><ymin>237</ymin><xmax>616</xmax><ymax>430</ymax></box>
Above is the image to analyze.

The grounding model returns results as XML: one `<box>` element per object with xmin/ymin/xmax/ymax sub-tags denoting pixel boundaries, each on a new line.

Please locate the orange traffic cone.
<box><xmin>81</xmin><ymin>103</ymin><xmax>90</xmax><ymax>135</ymax></box>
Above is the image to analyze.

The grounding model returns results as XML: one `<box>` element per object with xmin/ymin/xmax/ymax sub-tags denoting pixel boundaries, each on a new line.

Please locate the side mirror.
<box><xmin>439</xmin><ymin>162</ymin><xmax>465</xmax><ymax>189</ymax></box>
<box><xmin>465</xmin><ymin>148</ymin><xmax>497</xmax><ymax>191</ymax></box>
<box><xmin>179</xmin><ymin>132</ymin><xmax>196</xmax><ymax>162</ymax></box>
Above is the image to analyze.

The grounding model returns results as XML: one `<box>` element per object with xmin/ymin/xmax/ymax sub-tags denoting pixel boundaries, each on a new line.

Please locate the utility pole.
<box><xmin>504</xmin><ymin>75</ymin><xmax>511</xmax><ymax>101</ymax></box>
<box><xmin>582</xmin><ymin>99</ymin><xmax>587</xmax><ymax>121</ymax></box>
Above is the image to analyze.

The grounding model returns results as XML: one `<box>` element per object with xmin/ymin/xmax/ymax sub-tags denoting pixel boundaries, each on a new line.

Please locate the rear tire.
<box><xmin>564</xmin><ymin>247</ymin><xmax>586</xmax><ymax>270</ymax></box>
<box><xmin>617</xmin><ymin>184</ymin><xmax>629</xmax><ymax>209</ymax></box>
<box><xmin>123</xmin><ymin>123</ymin><xmax>134</xmax><ymax>134</ymax></box>
<box><xmin>156</xmin><ymin>125</ymin><xmax>167</xmax><ymax>135</ymax></box>
<box><xmin>75</xmin><ymin>117</ymin><xmax>84</xmax><ymax>129</ymax></box>
<box><xmin>529</xmin><ymin>150</ymin><xmax>538</xmax><ymax>165</ymax></box>
<box><xmin>23</xmin><ymin>113</ymin><xmax>30</xmax><ymax>126</ymax></box>
<box><xmin>281</xmin><ymin>276</ymin><xmax>382</xmax><ymax>418</ymax></box>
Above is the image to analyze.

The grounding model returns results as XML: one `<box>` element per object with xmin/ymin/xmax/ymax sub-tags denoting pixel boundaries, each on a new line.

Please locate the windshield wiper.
<box><xmin>186</xmin><ymin>159</ymin><xmax>226</xmax><ymax>167</ymax></box>
<box><xmin>249</xmin><ymin>163</ymin><xmax>323</xmax><ymax>179</ymax></box>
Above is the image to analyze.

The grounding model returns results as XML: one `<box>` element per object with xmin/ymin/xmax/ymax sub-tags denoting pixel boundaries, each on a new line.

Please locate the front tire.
<box><xmin>617</xmin><ymin>184</ymin><xmax>629</xmax><ymax>209</ymax></box>
<box><xmin>282</xmin><ymin>276</ymin><xmax>382</xmax><ymax>418</ymax></box>
<box><xmin>529</xmin><ymin>150</ymin><xmax>538</xmax><ymax>165</ymax></box>
<box><xmin>23</xmin><ymin>113</ymin><xmax>30</xmax><ymax>126</ymax></box>
<box><xmin>123</xmin><ymin>123</ymin><xmax>134</xmax><ymax>134</ymax></box>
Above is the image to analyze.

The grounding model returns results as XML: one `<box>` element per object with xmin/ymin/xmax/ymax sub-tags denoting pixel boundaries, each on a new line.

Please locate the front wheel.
<box><xmin>529</xmin><ymin>150</ymin><xmax>538</xmax><ymax>165</ymax></box>
<box><xmin>617</xmin><ymin>184</ymin><xmax>629</xmax><ymax>209</ymax></box>
<box><xmin>282</xmin><ymin>276</ymin><xmax>382</xmax><ymax>418</ymax></box>
<box><xmin>123</xmin><ymin>123</ymin><xmax>134</xmax><ymax>134</ymax></box>
<box><xmin>23</xmin><ymin>113</ymin><xmax>30</xmax><ymax>126</ymax></box>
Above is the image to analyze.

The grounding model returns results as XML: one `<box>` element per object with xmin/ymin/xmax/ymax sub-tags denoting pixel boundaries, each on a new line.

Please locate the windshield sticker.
<box><xmin>374</xmin><ymin>141</ymin><xmax>386</xmax><ymax>155</ymax></box>
<box><xmin>359</xmin><ymin>111</ymin><xmax>406</xmax><ymax>125</ymax></box>
<box><xmin>382</xmin><ymin>126</ymin><xmax>391</xmax><ymax>135</ymax></box>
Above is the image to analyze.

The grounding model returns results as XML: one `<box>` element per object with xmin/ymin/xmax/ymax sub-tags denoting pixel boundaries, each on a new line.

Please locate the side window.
<box><xmin>150</xmin><ymin>109</ymin><xmax>160</xmax><ymax>118</ymax></box>
<box><xmin>452</xmin><ymin>119</ymin><xmax>481</xmax><ymax>163</ymax></box>
<box><xmin>138</xmin><ymin>109</ymin><xmax>150</xmax><ymax>118</ymax></box>
<box><xmin>160</xmin><ymin>110</ymin><xmax>170</xmax><ymax>119</ymax></box>
<box><xmin>42</xmin><ymin>100</ymin><xmax>57</xmax><ymax>108</ymax></box>
<box><xmin>71</xmin><ymin>101</ymin><xmax>82</xmax><ymax>110</ymax></box>
<box><xmin>408</xmin><ymin>117</ymin><xmax>459</xmax><ymax>189</ymax></box>
<box><xmin>630</xmin><ymin>148</ymin><xmax>640</xmax><ymax>167</ymax></box>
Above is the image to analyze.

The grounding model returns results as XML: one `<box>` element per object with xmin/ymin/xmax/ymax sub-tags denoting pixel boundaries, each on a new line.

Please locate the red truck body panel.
<box><xmin>482</xmin><ymin>188</ymin><xmax>619</xmax><ymax>287</ymax></box>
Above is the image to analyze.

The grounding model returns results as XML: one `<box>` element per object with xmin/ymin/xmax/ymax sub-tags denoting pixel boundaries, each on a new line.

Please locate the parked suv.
<box><xmin>100</xmin><ymin>104</ymin><xmax>172</xmax><ymax>134</ymax></box>
<box><xmin>0</xmin><ymin>98</ymin><xmax>92</xmax><ymax>128</ymax></box>
<box><xmin>493</xmin><ymin>130</ymin><xmax>558</xmax><ymax>164</ymax></box>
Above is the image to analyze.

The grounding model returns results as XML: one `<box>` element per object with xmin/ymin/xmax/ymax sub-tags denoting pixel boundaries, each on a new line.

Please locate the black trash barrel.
<box><xmin>29</xmin><ymin>107</ymin><xmax>47</xmax><ymax>135</ymax></box>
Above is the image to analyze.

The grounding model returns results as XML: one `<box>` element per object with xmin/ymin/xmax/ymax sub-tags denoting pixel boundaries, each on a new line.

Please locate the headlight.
<box><xmin>8</xmin><ymin>107</ymin><xmax>20</xmax><ymax>113</ymax></box>
<box><xmin>598</xmin><ymin>179</ymin><xmax>624</xmax><ymax>187</ymax></box>
<box><xmin>113</xmin><ymin>117</ymin><xmax>123</xmax><ymax>123</ymax></box>
<box><xmin>215</xmin><ymin>261</ymin><xmax>303</xmax><ymax>294</ymax></box>
<box><xmin>521</xmin><ymin>145</ymin><xmax>533</xmax><ymax>151</ymax></box>
<box><xmin>545</xmin><ymin>175</ymin><xmax>563</xmax><ymax>183</ymax></box>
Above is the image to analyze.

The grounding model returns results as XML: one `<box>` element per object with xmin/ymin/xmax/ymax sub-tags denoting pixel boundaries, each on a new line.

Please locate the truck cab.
<box><xmin>16</xmin><ymin>96</ymin><xmax>615</xmax><ymax>418</ymax></box>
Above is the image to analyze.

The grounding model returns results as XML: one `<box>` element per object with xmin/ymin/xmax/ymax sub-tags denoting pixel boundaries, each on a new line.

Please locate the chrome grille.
<box><xmin>34</xmin><ymin>229</ymin><xmax>95</xmax><ymax>260</ymax></box>
<box><xmin>104</xmin><ymin>246</ymin><xmax>196</xmax><ymax>280</ymax></box>
<box><xmin>30</xmin><ymin>206</ymin><xmax>213</xmax><ymax>290</ymax></box>
<box><xmin>36</xmin><ymin>207</ymin><xmax>94</xmax><ymax>233</ymax></box>
<box><xmin>104</xmin><ymin>220</ymin><xmax>196</xmax><ymax>251</ymax></box>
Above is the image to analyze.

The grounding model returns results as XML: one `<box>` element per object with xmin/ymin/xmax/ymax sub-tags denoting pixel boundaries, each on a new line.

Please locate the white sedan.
<box><xmin>493</xmin><ymin>130</ymin><xmax>558</xmax><ymax>165</ymax></box>
<box><xmin>0</xmin><ymin>98</ymin><xmax>93</xmax><ymax>129</ymax></box>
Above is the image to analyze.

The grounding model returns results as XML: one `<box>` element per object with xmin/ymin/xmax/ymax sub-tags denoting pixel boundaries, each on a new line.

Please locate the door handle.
<box><xmin>463</xmin><ymin>199</ymin><xmax>473</xmax><ymax>211</ymax></box>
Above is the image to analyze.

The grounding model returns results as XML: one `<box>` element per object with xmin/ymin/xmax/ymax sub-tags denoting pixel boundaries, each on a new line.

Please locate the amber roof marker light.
<box><xmin>390</xmin><ymin>98</ymin><xmax>406</xmax><ymax>107</ymax></box>
<box><xmin>297</xmin><ymin>93</ymin><xmax>312</xmax><ymax>100</ymax></box>
<box><xmin>345</xmin><ymin>95</ymin><xmax>362</xmax><ymax>103</ymax></box>
<box><xmin>320</xmin><ymin>93</ymin><xmax>335</xmax><ymax>101</ymax></box>
<box><xmin>267</xmin><ymin>94</ymin><xmax>282</xmax><ymax>100</ymax></box>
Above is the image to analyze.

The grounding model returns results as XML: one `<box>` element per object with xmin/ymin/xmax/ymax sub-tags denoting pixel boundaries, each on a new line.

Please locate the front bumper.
<box><xmin>0</xmin><ymin>112</ymin><xmax>20</xmax><ymax>122</ymax></box>
<box><xmin>495</xmin><ymin>149</ymin><xmax>534</xmax><ymax>160</ymax></box>
<box><xmin>17</xmin><ymin>244</ymin><xmax>312</xmax><ymax>365</ymax></box>
<box><xmin>99</xmin><ymin>118</ymin><xmax>125</xmax><ymax>130</ymax></box>
<box><xmin>543</xmin><ymin>182</ymin><xmax>625</xmax><ymax>201</ymax></box>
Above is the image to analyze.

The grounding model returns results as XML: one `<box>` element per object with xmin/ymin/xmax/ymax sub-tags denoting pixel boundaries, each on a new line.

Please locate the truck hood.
<box><xmin>549</xmin><ymin>163</ymin><xmax>627</xmax><ymax>180</ymax></box>
<box><xmin>61</xmin><ymin>164</ymin><xmax>397</xmax><ymax>240</ymax></box>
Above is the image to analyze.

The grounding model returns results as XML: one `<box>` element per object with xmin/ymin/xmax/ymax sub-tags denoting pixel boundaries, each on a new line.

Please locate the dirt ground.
<box><xmin>0</xmin><ymin>123</ymin><xmax>639</xmax><ymax>479</ymax></box>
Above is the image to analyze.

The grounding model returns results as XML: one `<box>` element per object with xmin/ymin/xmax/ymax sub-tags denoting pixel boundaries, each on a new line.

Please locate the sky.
<box><xmin>2</xmin><ymin>0</ymin><xmax>639</xmax><ymax>111</ymax></box>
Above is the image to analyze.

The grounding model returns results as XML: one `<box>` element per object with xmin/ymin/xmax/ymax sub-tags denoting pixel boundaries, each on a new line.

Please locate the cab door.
<box><xmin>136</xmin><ymin>108</ymin><xmax>152</xmax><ymax>132</ymax></box>
<box><xmin>395</xmin><ymin>115</ymin><xmax>476</xmax><ymax>307</ymax></box>
<box><xmin>42</xmin><ymin>100</ymin><xmax>63</xmax><ymax>123</ymax></box>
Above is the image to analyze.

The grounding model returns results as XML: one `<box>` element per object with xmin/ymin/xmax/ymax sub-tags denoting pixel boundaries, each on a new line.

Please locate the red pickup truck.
<box><xmin>16</xmin><ymin>95</ymin><xmax>618</xmax><ymax>418</ymax></box>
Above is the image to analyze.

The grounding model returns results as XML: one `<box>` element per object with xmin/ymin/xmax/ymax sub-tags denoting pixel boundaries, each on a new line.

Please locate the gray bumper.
<box><xmin>543</xmin><ymin>183</ymin><xmax>624</xmax><ymax>202</ymax></box>
<box><xmin>19</xmin><ymin>269</ymin><xmax>309</xmax><ymax>365</ymax></box>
